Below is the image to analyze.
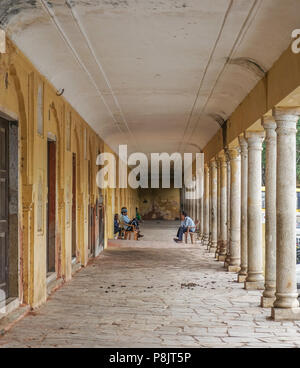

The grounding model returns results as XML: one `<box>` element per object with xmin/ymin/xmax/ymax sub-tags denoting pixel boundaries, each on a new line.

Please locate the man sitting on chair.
<box><xmin>174</xmin><ymin>211</ymin><xmax>195</xmax><ymax>243</ymax></box>
<box><xmin>120</xmin><ymin>207</ymin><xmax>144</xmax><ymax>239</ymax></box>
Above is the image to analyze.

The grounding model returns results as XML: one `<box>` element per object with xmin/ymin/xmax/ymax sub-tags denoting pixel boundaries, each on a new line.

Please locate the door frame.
<box><xmin>46</xmin><ymin>137</ymin><xmax>57</xmax><ymax>277</ymax></box>
<box><xmin>0</xmin><ymin>114</ymin><xmax>19</xmax><ymax>306</ymax></box>
<box><xmin>0</xmin><ymin>118</ymin><xmax>9</xmax><ymax>302</ymax></box>
<box><xmin>71</xmin><ymin>152</ymin><xmax>77</xmax><ymax>261</ymax></box>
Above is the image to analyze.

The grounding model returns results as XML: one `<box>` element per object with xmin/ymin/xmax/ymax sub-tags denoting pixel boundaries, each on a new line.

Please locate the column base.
<box><xmin>227</xmin><ymin>265</ymin><xmax>241</xmax><ymax>273</ymax></box>
<box><xmin>202</xmin><ymin>235</ymin><xmax>209</xmax><ymax>247</ymax></box>
<box><xmin>271</xmin><ymin>307</ymin><xmax>300</xmax><ymax>321</ymax></box>
<box><xmin>261</xmin><ymin>296</ymin><xmax>276</xmax><ymax>308</ymax></box>
<box><xmin>218</xmin><ymin>254</ymin><xmax>226</xmax><ymax>262</ymax></box>
<box><xmin>209</xmin><ymin>247</ymin><xmax>217</xmax><ymax>254</ymax></box>
<box><xmin>244</xmin><ymin>280</ymin><xmax>264</xmax><ymax>290</ymax></box>
<box><xmin>237</xmin><ymin>274</ymin><xmax>247</xmax><ymax>283</ymax></box>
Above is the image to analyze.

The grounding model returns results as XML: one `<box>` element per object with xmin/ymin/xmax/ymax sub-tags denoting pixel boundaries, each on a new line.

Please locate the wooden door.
<box><xmin>72</xmin><ymin>153</ymin><xmax>77</xmax><ymax>259</ymax></box>
<box><xmin>0</xmin><ymin>118</ymin><xmax>9</xmax><ymax>301</ymax></box>
<box><xmin>91</xmin><ymin>205</ymin><xmax>95</xmax><ymax>256</ymax></box>
<box><xmin>98</xmin><ymin>191</ymin><xmax>104</xmax><ymax>249</ymax></box>
<box><xmin>47</xmin><ymin>140</ymin><xmax>56</xmax><ymax>274</ymax></box>
<box><xmin>88</xmin><ymin>160</ymin><xmax>91</xmax><ymax>256</ymax></box>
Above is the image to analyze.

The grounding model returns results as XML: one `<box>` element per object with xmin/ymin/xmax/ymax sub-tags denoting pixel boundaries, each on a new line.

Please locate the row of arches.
<box><xmin>0</xmin><ymin>40</ymin><xmax>112</xmax><ymax>309</ymax></box>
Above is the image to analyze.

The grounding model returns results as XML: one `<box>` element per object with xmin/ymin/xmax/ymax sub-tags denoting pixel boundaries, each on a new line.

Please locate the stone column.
<box><xmin>186</xmin><ymin>190</ymin><xmax>191</xmax><ymax>216</ymax></box>
<box><xmin>209</xmin><ymin>158</ymin><xmax>218</xmax><ymax>253</ymax></box>
<box><xmin>202</xmin><ymin>164</ymin><xmax>210</xmax><ymax>247</ymax></box>
<box><xmin>181</xmin><ymin>187</ymin><xmax>185</xmax><ymax>212</ymax></box>
<box><xmin>244</xmin><ymin>131</ymin><xmax>265</xmax><ymax>290</ymax></box>
<box><xmin>218</xmin><ymin>152</ymin><xmax>227</xmax><ymax>262</ymax></box>
<box><xmin>261</xmin><ymin>116</ymin><xmax>277</xmax><ymax>307</ymax></box>
<box><xmin>195</xmin><ymin>196</ymin><xmax>199</xmax><ymax>223</ymax></box>
<box><xmin>193</xmin><ymin>178</ymin><xmax>197</xmax><ymax>220</ymax></box>
<box><xmin>272</xmin><ymin>107</ymin><xmax>300</xmax><ymax>321</ymax></box>
<box><xmin>207</xmin><ymin>163</ymin><xmax>212</xmax><ymax>250</ymax></box>
<box><xmin>238</xmin><ymin>135</ymin><xmax>248</xmax><ymax>283</ymax></box>
<box><xmin>199</xmin><ymin>194</ymin><xmax>204</xmax><ymax>241</ymax></box>
<box><xmin>198</xmin><ymin>174</ymin><xmax>204</xmax><ymax>241</ymax></box>
<box><xmin>224</xmin><ymin>151</ymin><xmax>231</xmax><ymax>267</ymax></box>
<box><xmin>216</xmin><ymin>158</ymin><xmax>221</xmax><ymax>257</ymax></box>
<box><xmin>194</xmin><ymin>197</ymin><xmax>197</xmax><ymax>221</ymax></box>
<box><xmin>227</xmin><ymin>147</ymin><xmax>241</xmax><ymax>272</ymax></box>
<box><xmin>191</xmin><ymin>192</ymin><xmax>195</xmax><ymax>220</ymax></box>
<box><xmin>183</xmin><ymin>186</ymin><xmax>186</xmax><ymax>212</ymax></box>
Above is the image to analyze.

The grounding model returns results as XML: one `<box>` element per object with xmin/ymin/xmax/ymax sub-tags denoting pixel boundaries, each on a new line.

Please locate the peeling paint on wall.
<box><xmin>138</xmin><ymin>188</ymin><xmax>180</xmax><ymax>221</ymax></box>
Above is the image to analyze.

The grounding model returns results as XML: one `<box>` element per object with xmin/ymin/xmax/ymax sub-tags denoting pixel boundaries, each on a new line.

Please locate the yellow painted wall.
<box><xmin>0</xmin><ymin>37</ymin><xmax>139</xmax><ymax>309</ymax></box>
<box><xmin>102</xmin><ymin>144</ymin><xmax>139</xmax><ymax>240</ymax></box>
<box><xmin>138</xmin><ymin>188</ymin><xmax>180</xmax><ymax>220</ymax></box>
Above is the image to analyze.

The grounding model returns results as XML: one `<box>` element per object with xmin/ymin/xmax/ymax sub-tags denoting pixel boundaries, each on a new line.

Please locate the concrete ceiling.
<box><xmin>1</xmin><ymin>0</ymin><xmax>300</xmax><ymax>156</ymax></box>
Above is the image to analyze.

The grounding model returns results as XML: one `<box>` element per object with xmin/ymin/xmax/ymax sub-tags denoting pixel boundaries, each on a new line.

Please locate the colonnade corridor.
<box><xmin>2</xmin><ymin>0</ymin><xmax>300</xmax><ymax>351</ymax></box>
<box><xmin>0</xmin><ymin>221</ymin><xmax>299</xmax><ymax>348</ymax></box>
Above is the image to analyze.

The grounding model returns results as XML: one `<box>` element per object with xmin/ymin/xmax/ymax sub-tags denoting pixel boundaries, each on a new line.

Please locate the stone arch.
<box><xmin>9</xmin><ymin>62</ymin><xmax>30</xmax><ymax>304</ymax></box>
<box><xmin>88</xmin><ymin>134</ymin><xmax>96</xmax><ymax>201</ymax></box>
<box><xmin>49</xmin><ymin>101</ymin><xmax>62</xmax><ymax>190</ymax></box>
<box><xmin>9</xmin><ymin>63</ymin><xmax>29</xmax><ymax>186</ymax></box>
<box><xmin>72</xmin><ymin>123</ymin><xmax>84</xmax><ymax>262</ymax></box>
<box><xmin>73</xmin><ymin>124</ymin><xmax>82</xmax><ymax>194</ymax></box>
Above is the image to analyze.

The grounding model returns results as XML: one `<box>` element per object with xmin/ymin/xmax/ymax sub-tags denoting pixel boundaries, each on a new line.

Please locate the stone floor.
<box><xmin>1</xmin><ymin>221</ymin><xmax>300</xmax><ymax>348</ymax></box>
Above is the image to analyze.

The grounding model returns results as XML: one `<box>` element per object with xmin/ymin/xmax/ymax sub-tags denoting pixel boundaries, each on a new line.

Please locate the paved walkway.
<box><xmin>1</xmin><ymin>221</ymin><xmax>300</xmax><ymax>348</ymax></box>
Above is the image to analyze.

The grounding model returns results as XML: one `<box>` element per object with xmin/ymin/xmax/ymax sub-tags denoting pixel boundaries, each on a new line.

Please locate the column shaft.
<box><xmin>216</xmin><ymin>159</ymin><xmax>221</xmax><ymax>257</ymax></box>
<box><xmin>202</xmin><ymin>164</ymin><xmax>210</xmax><ymax>247</ymax></box>
<box><xmin>208</xmin><ymin>164</ymin><xmax>212</xmax><ymax>250</ymax></box>
<box><xmin>218</xmin><ymin>152</ymin><xmax>227</xmax><ymax>261</ymax></box>
<box><xmin>261</xmin><ymin>117</ymin><xmax>277</xmax><ymax>307</ymax></box>
<box><xmin>272</xmin><ymin>107</ymin><xmax>300</xmax><ymax>321</ymax></box>
<box><xmin>225</xmin><ymin>152</ymin><xmax>231</xmax><ymax>267</ymax></box>
<box><xmin>199</xmin><ymin>173</ymin><xmax>204</xmax><ymax>240</ymax></box>
<box><xmin>228</xmin><ymin>148</ymin><xmax>241</xmax><ymax>272</ymax></box>
<box><xmin>209</xmin><ymin>159</ymin><xmax>218</xmax><ymax>253</ymax></box>
<box><xmin>238</xmin><ymin>136</ymin><xmax>248</xmax><ymax>283</ymax></box>
<box><xmin>244</xmin><ymin>131</ymin><xmax>265</xmax><ymax>290</ymax></box>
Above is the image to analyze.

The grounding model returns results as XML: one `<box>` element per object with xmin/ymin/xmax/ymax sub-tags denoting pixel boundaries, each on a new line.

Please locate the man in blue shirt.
<box><xmin>120</xmin><ymin>207</ymin><xmax>144</xmax><ymax>238</ymax></box>
<box><xmin>174</xmin><ymin>211</ymin><xmax>195</xmax><ymax>243</ymax></box>
<box><xmin>120</xmin><ymin>208</ymin><xmax>132</xmax><ymax>231</ymax></box>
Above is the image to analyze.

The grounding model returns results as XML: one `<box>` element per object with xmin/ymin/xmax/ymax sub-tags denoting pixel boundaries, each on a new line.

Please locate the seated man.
<box><xmin>120</xmin><ymin>208</ymin><xmax>144</xmax><ymax>239</ymax></box>
<box><xmin>174</xmin><ymin>211</ymin><xmax>195</xmax><ymax>243</ymax></box>
<box><xmin>114</xmin><ymin>214</ymin><xmax>122</xmax><ymax>239</ymax></box>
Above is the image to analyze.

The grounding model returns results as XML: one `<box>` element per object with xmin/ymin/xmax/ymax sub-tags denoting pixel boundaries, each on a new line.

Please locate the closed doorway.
<box><xmin>72</xmin><ymin>153</ymin><xmax>77</xmax><ymax>260</ymax></box>
<box><xmin>0</xmin><ymin>119</ymin><xmax>9</xmax><ymax>301</ymax></box>
<box><xmin>0</xmin><ymin>117</ymin><xmax>18</xmax><ymax>303</ymax></box>
<box><xmin>47</xmin><ymin>140</ymin><xmax>56</xmax><ymax>275</ymax></box>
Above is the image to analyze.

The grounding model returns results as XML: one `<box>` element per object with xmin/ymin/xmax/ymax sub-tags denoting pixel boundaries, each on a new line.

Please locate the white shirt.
<box><xmin>183</xmin><ymin>216</ymin><xmax>195</xmax><ymax>229</ymax></box>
